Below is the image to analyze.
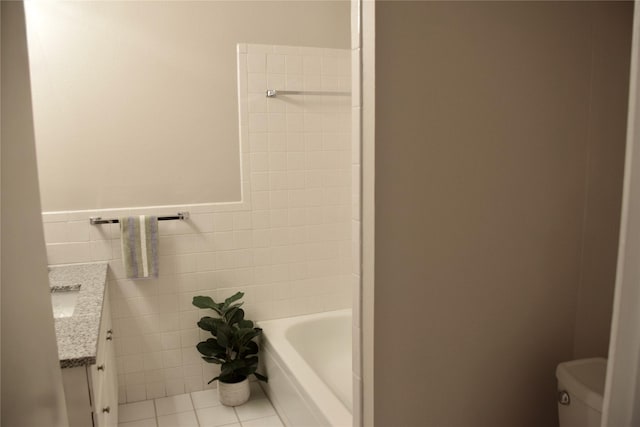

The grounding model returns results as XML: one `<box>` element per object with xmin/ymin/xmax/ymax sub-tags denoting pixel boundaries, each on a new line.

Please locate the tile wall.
<box><xmin>41</xmin><ymin>43</ymin><xmax>352</xmax><ymax>403</ymax></box>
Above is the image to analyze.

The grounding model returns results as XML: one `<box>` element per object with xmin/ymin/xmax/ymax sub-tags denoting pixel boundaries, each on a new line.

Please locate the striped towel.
<box><xmin>120</xmin><ymin>216</ymin><xmax>159</xmax><ymax>279</ymax></box>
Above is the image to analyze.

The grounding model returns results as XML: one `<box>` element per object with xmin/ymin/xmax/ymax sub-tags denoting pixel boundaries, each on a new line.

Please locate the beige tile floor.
<box><xmin>118</xmin><ymin>383</ymin><xmax>283</xmax><ymax>427</ymax></box>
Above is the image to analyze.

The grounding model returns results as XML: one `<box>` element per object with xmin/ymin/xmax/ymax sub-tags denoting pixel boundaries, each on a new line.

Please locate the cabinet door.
<box><xmin>92</xmin><ymin>286</ymin><xmax>119</xmax><ymax>427</ymax></box>
<box><xmin>105</xmin><ymin>324</ymin><xmax>119</xmax><ymax>426</ymax></box>
<box><xmin>101</xmin><ymin>362</ymin><xmax>118</xmax><ymax>427</ymax></box>
<box><xmin>90</xmin><ymin>313</ymin><xmax>108</xmax><ymax>422</ymax></box>
<box><xmin>62</xmin><ymin>287</ymin><xmax>119</xmax><ymax>427</ymax></box>
<box><xmin>62</xmin><ymin>367</ymin><xmax>93</xmax><ymax>427</ymax></box>
<box><xmin>97</xmin><ymin>287</ymin><xmax>118</xmax><ymax>426</ymax></box>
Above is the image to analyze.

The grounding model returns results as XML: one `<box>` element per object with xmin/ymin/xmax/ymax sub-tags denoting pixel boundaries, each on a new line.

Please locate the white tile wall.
<box><xmin>42</xmin><ymin>43</ymin><xmax>352</xmax><ymax>404</ymax></box>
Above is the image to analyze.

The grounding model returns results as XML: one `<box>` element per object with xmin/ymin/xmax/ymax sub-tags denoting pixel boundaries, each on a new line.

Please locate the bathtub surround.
<box><xmin>40</xmin><ymin>43</ymin><xmax>352</xmax><ymax>404</ymax></box>
<box><xmin>372</xmin><ymin>2</ymin><xmax>632</xmax><ymax>427</ymax></box>
<box><xmin>259</xmin><ymin>310</ymin><xmax>353</xmax><ymax>427</ymax></box>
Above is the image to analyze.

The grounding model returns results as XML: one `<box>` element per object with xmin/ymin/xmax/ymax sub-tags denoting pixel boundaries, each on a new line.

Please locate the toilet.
<box><xmin>556</xmin><ymin>357</ymin><xmax>607</xmax><ymax>427</ymax></box>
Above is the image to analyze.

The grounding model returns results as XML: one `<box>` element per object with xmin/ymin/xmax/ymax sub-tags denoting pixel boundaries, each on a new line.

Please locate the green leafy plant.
<box><xmin>193</xmin><ymin>292</ymin><xmax>268</xmax><ymax>384</ymax></box>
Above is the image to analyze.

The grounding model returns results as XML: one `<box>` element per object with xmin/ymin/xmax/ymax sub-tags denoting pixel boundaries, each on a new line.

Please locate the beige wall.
<box><xmin>25</xmin><ymin>0</ymin><xmax>349</xmax><ymax>212</ymax></box>
<box><xmin>1</xmin><ymin>1</ymin><xmax>68</xmax><ymax>425</ymax></box>
<box><xmin>374</xmin><ymin>2</ymin><xmax>631</xmax><ymax>426</ymax></box>
<box><xmin>573</xmin><ymin>1</ymin><xmax>633</xmax><ymax>359</ymax></box>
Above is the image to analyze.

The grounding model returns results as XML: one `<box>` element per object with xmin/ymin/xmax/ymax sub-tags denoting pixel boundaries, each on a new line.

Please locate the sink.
<box><xmin>51</xmin><ymin>285</ymin><xmax>81</xmax><ymax>318</ymax></box>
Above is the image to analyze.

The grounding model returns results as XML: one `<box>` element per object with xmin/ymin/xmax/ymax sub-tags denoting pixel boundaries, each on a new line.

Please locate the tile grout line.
<box><xmin>188</xmin><ymin>392</ymin><xmax>196</xmax><ymax>426</ymax></box>
<box><xmin>233</xmin><ymin>404</ymin><xmax>241</xmax><ymax>427</ymax></box>
<box><xmin>152</xmin><ymin>397</ymin><xmax>158</xmax><ymax>426</ymax></box>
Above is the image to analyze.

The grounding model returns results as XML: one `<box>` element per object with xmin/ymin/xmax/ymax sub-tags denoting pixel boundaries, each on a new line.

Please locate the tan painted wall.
<box><xmin>0</xmin><ymin>2</ymin><xmax>68</xmax><ymax>425</ymax></box>
<box><xmin>374</xmin><ymin>1</ymin><xmax>631</xmax><ymax>426</ymax></box>
<box><xmin>25</xmin><ymin>0</ymin><xmax>349</xmax><ymax>212</ymax></box>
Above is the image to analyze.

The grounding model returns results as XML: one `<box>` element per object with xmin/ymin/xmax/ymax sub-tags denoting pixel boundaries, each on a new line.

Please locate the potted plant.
<box><xmin>192</xmin><ymin>292</ymin><xmax>268</xmax><ymax>406</ymax></box>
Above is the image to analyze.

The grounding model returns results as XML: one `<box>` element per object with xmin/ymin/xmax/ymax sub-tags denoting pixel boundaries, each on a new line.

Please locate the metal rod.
<box><xmin>89</xmin><ymin>211</ymin><xmax>190</xmax><ymax>225</ymax></box>
<box><xmin>266</xmin><ymin>89</ymin><xmax>351</xmax><ymax>98</ymax></box>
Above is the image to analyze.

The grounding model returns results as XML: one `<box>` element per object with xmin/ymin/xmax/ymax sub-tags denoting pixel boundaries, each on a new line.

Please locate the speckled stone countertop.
<box><xmin>50</xmin><ymin>262</ymin><xmax>108</xmax><ymax>368</ymax></box>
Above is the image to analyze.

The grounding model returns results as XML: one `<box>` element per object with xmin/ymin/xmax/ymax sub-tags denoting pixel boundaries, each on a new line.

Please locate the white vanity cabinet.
<box><xmin>62</xmin><ymin>289</ymin><xmax>118</xmax><ymax>427</ymax></box>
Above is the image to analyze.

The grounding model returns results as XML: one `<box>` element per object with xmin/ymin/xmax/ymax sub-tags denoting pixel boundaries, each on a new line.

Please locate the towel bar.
<box><xmin>89</xmin><ymin>211</ymin><xmax>190</xmax><ymax>225</ymax></box>
<box><xmin>266</xmin><ymin>89</ymin><xmax>351</xmax><ymax>98</ymax></box>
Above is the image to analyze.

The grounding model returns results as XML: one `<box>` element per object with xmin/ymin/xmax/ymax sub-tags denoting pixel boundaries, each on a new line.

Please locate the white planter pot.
<box><xmin>218</xmin><ymin>378</ymin><xmax>250</xmax><ymax>406</ymax></box>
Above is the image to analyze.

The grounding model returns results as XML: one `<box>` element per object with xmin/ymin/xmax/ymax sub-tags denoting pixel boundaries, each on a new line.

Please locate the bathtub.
<box><xmin>258</xmin><ymin>310</ymin><xmax>353</xmax><ymax>427</ymax></box>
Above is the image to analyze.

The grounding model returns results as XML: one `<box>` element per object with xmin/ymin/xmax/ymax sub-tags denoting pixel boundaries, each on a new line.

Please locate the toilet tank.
<box><xmin>556</xmin><ymin>358</ymin><xmax>607</xmax><ymax>427</ymax></box>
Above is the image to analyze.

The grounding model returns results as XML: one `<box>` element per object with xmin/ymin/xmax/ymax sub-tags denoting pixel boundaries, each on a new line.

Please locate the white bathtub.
<box><xmin>258</xmin><ymin>310</ymin><xmax>353</xmax><ymax>427</ymax></box>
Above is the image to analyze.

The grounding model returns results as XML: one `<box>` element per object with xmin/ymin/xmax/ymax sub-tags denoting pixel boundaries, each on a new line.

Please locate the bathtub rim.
<box><xmin>258</xmin><ymin>309</ymin><xmax>353</xmax><ymax>427</ymax></box>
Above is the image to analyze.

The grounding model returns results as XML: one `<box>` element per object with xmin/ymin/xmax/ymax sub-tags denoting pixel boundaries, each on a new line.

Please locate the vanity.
<box><xmin>50</xmin><ymin>262</ymin><xmax>118</xmax><ymax>427</ymax></box>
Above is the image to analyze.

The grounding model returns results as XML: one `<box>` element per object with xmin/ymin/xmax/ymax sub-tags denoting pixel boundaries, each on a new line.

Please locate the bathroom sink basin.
<box><xmin>51</xmin><ymin>285</ymin><xmax>81</xmax><ymax>318</ymax></box>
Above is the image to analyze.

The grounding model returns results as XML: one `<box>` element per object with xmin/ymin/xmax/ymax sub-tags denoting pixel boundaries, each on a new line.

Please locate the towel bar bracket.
<box><xmin>89</xmin><ymin>211</ymin><xmax>190</xmax><ymax>225</ymax></box>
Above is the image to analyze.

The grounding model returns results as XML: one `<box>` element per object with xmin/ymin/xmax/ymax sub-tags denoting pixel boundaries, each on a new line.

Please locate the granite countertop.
<box><xmin>50</xmin><ymin>262</ymin><xmax>108</xmax><ymax>368</ymax></box>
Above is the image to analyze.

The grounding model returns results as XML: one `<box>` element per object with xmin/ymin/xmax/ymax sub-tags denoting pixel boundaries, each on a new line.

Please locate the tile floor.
<box><xmin>118</xmin><ymin>383</ymin><xmax>284</xmax><ymax>427</ymax></box>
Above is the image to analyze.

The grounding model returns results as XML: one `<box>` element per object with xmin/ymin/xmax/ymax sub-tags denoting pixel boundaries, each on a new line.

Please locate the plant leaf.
<box><xmin>243</xmin><ymin>356</ymin><xmax>259</xmax><ymax>367</ymax></box>
<box><xmin>238</xmin><ymin>319</ymin><xmax>254</xmax><ymax>329</ymax></box>
<box><xmin>216</xmin><ymin>323</ymin><xmax>232</xmax><ymax>348</ymax></box>
<box><xmin>222</xmin><ymin>292</ymin><xmax>244</xmax><ymax>309</ymax></box>
<box><xmin>226</xmin><ymin>307</ymin><xmax>245</xmax><ymax>326</ymax></box>
<box><xmin>193</xmin><ymin>296</ymin><xmax>224</xmax><ymax>315</ymax></box>
<box><xmin>193</xmin><ymin>291</ymin><xmax>265</xmax><ymax>386</ymax></box>
<box><xmin>233</xmin><ymin>365</ymin><xmax>256</xmax><ymax>378</ymax></box>
<box><xmin>236</xmin><ymin>328</ymin><xmax>262</xmax><ymax>349</ymax></box>
<box><xmin>220</xmin><ymin>365</ymin><xmax>235</xmax><ymax>379</ymax></box>
<box><xmin>221</xmin><ymin>359</ymin><xmax>246</xmax><ymax>372</ymax></box>
<box><xmin>196</xmin><ymin>339</ymin><xmax>226</xmax><ymax>357</ymax></box>
<box><xmin>197</xmin><ymin>317</ymin><xmax>223</xmax><ymax>333</ymax></box>
<box><xmin>254</xmin><ymin>372</ymin><xmax>268</xmax><ymax>382</ymax></box>
<box><xmin>193</xmin><ymin>296</ymin><xmax>216</xmax><ymax>309</ymax></box>
<box><xmin>242</xmin><ymin>341</ymin><xmax>259</xmax><ymax>356</ymax></box>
